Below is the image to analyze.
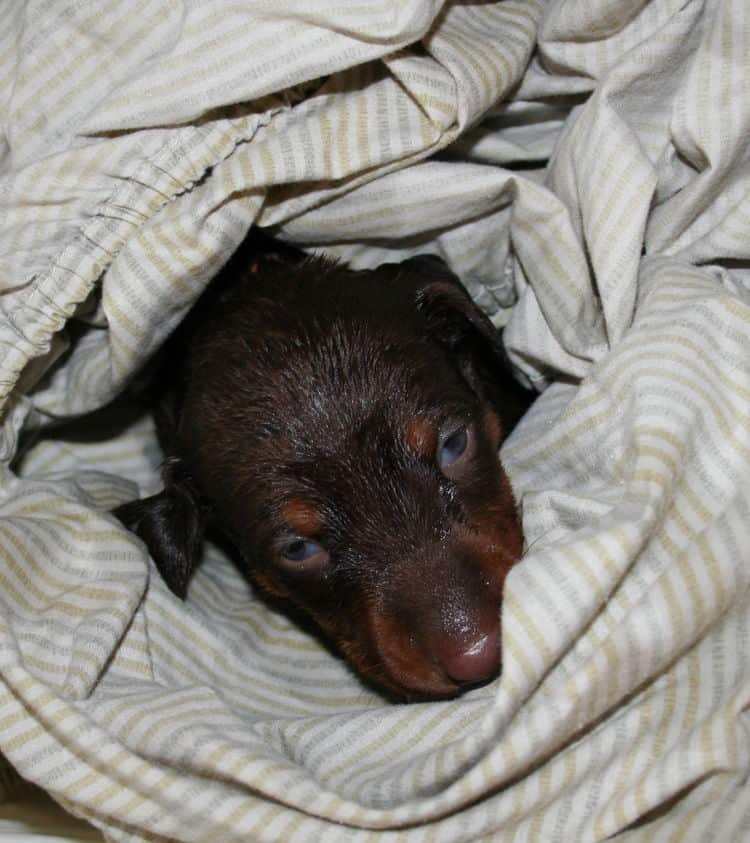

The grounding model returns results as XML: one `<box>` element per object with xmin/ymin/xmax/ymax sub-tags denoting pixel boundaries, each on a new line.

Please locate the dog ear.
<box><xmin>115</xmin><ymin>458</ymin><xmax>206</xmax><ymax>598</ymax></box>
<box><xmin>406</xmin><ymin>255</ymin><xmax>533</xmax><ymax>427</ymax></box>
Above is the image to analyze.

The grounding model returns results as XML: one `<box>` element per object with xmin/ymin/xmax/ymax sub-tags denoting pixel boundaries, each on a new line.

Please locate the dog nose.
<box><xmin>436</xmin><ymin>624</ymin><xmax>500</xmax><ymax>684</ymax></box>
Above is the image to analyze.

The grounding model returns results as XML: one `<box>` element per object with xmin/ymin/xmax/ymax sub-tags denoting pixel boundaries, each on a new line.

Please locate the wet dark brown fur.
<box><xmin>117</xmin><ymin>234</ymin><xmax>532</xmax><ymax>699</ymax></box>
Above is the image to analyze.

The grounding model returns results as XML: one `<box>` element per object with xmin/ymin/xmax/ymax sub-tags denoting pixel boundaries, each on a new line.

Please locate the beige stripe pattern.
<box><xmin>2</xmin><ymin>0</ymin><xmax>750</xmax><ymax>840</ymax></box>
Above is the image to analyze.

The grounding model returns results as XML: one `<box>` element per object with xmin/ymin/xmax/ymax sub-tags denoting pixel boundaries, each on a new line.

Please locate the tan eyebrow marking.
<box><xmin>281</xmin><ymin>499</ymin><xmax>322</xmax><ymax>536</ymax></box>
<box><xmin>404</xmin><ymin>416</ymin><xmax>438</xmax><ymax>458</ymax></box>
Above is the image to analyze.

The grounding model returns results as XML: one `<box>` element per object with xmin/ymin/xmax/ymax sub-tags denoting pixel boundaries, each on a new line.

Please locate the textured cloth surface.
<box><xmin>2</xmin><ymin>1</ymin><xmax>750</xmax><ymax>841</ymax></box>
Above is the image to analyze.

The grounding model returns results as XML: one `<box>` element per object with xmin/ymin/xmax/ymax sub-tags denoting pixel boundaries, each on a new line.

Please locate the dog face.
<box><xmin>119</xmin><ymin>239</ymin><xmax>531</xmax><ymax>699</ymax></box>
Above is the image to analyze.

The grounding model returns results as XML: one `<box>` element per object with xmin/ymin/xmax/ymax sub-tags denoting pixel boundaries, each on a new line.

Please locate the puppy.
<box><xmin>118</xmin><ymin>235</ymin><xmax>532</xmax><ymax>698</ymax></box>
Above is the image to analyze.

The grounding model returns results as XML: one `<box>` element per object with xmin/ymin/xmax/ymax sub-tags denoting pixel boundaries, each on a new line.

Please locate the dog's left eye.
<box><xmin>438</xmin><ymin>426</ymin><xmax>468</xmax><ymax>469</ymax></box>
<box><xmin>281</xmin><ymin>539</ymin><xmax>326</xmax><ymax>564</ymax></box>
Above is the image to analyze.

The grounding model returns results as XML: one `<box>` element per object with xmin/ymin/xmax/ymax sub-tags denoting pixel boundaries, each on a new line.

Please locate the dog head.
<box><xmin>119</xmin><ymin>240</ymin><xmax>531</xmax><ymax>698</ymax></box>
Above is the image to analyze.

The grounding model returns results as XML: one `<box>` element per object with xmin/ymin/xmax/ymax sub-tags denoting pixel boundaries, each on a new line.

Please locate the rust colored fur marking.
<box><xmin>404</xmin><ymin>416</ymin><xmax>438</xmax><ymax>459</ymax></box>
<box><xmin>282</xmin><ymin>499</ymin><xmax>322</xmax><ymax>537</ymax></box>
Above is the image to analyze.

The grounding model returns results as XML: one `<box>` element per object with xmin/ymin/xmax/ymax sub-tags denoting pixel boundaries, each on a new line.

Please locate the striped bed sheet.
<box><xmin>1</xmin><ymin>0</ymin><xmax>749</xmax><ymax>841</ymax></box>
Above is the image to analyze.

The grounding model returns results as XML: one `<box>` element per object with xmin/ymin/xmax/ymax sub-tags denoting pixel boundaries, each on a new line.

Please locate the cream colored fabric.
<box><xmin>2</xmin><ymin>1</ymin><xmax>750</xmax><ymax>841</ymax></box>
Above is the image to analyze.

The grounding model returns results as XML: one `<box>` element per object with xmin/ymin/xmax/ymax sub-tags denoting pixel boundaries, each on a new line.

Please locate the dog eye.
<box><xmin>438</xmin><ymin>426</ymin><xmax>468</xmax><ymax>469</ymax></box>
<box><xmin>282</xmin><ymin>539</ymin><xmax>323</xmax><ymax>561</ymax></box>
<box><xmin>274</xmin><ymin>534</ymin><xmax>330</xmax><ymax>573</ymax></box>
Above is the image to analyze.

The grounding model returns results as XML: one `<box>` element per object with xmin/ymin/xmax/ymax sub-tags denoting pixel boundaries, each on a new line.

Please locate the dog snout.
<box><xmin>368</xmin><ymin>547</ymin><xmax>505</xmax><ymax>695</ymax></box>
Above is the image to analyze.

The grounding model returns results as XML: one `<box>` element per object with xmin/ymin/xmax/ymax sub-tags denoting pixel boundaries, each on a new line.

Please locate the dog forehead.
<box><xmin>244</xmin><ymin>312</ymin><xmax>428</xmax><ymax>410</ymax></box>
<box><xmin>259</xmin><ymin>335</ymin><xmax>472</xmax><ymax>458</ymax></box>
<box><xmin>259</xmin><ymin>379</ymin><xmax>418</xmax><ymax>468</ymax></box>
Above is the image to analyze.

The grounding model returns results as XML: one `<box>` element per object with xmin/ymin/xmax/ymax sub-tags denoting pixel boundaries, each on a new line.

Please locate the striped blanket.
<box><xmin>1</xmin><ymin>1</ymin><xmax>749</xmax><ymax>840</ymax></box>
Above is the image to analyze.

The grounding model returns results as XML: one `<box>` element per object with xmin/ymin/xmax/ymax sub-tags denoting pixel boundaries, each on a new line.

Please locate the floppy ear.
<box><xmin>115</xmin><ymin>458</ymin><xmax>206</xmax><ymax>598</ymax></box>
<box><xmin>406</xmin><ymin>255</ymin><xmax>533</xmax><ymax>429</ymax></box>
